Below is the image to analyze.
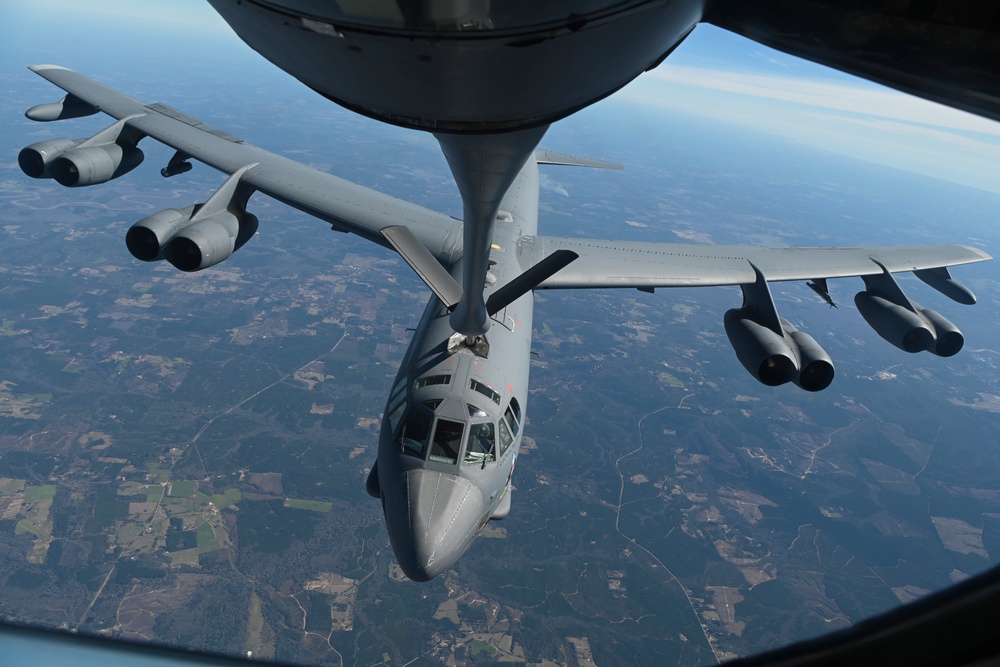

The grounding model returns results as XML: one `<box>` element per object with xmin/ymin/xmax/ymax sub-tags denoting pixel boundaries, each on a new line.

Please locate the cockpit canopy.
<box><xmin>386</xmin><ymin>374</ymin><xmax>521</xmax><ymax>466</ymax></box>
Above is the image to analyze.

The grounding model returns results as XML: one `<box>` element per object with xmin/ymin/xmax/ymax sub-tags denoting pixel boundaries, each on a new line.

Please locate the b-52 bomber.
<box><xmin>18</xmin><ymin>64</ymin><xmax>990</xmax><ymax>580</ymax></box>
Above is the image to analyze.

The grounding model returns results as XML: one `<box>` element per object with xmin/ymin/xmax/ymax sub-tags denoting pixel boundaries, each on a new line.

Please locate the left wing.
<box><xmin>529</xmin><ymin>236</ymin><xmax>990</xmax><ymax>290</ymax></box>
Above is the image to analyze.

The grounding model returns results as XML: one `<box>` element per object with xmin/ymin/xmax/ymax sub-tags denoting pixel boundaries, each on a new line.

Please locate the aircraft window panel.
<box><xmin>470</xmin><ymin>379</ymin><xmax>501</xmax><ymax>405</ymax></box>
<box><xmin>503</xmin><ymin>408</ymin><xmax>518</xmax><ymax>437</ymax></box>
<box><xmin>400</xmin><ymin>407</ymin><xmax>433</xmax><ymax>457</ymax></box>
<box><xmin>498</xmin><ymin>419</ymin><xmax>513</xmax><ymax>456</ymax></box>
<box><xmin>388</xmin><ymin>401</ymin><xmax>406</xmax><ymax>435</ymax></box>
<box><xmin>421</xmin><ymin>399</ymin><xmax>442</xmax><ymax>411</ymax></box>
<box><xmin>467</xmin><ymin>404</ymin><xmax>488</xmax><ymax>418</ymax></box>
<box><xmin>509</xmin><ymin>397</ymin><xmax>521</xmax><ymax>425</ymax></box>
<box><xmin>414</xmin><ymin>374</ymin><xmax>451</xmax><ymax>390</ymax></box>
<box><xmin>429</xmin><ymin>418</ymin><xmax>464</xmax><ymax>464</ymax></box>
<box><xmin>389</xmin><ymin>376</ymin><xmax>407</xmax><ymax>401</ymax></box>
<box><xmin>464</xmin><ymin>422</ymin><xmax>495</xmax><ymax>464</ymax></box>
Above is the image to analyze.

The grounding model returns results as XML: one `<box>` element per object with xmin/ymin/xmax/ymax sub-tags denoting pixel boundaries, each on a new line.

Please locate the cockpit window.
<box><xmin>467</xmin><ymin>404</ymin><xmax>487</xmax><ymax>418</ymax></box>
<box><xmin>470</xmin><ymin>379</ymin><xmax>500</xmax><ymax>405</ymax></box>
<box><xmin>386</xmin><ymin>375</ymin><xmax>408</xmax><ymax>434</ymax></box>
<box><xmin>388</xmin><ymin>401</ymin><xmax>406</xmax><ymax>435</ymax></box>
<box><xmin>504</xmin><ymin>406</ymin><xmax>519</xmax><ymax>437</ymax></box>
<box><xmin>414</xmin><ymin>374</ymin><xmax>450</xmax><ymax>390</ymax></box>
<box><xmin>400</xmin><ymin>406</ymin><xmax>433</xmax><ymax>457</ymax></box>
<box><xmin>498</xmin><ymin>418</ymin><xmax>513</xmax><ymax>456</ymax></box>
<box><xmin>465</xmin><ymin>422</ymin><xmax>495</xmax><ymax>465</ymax></box>
<box><xmin>508</xmin><ymin>397</ymin><xmax>521</xmax><ymax>425</ymax></box>
<box><xmin>429</xmin><ymin>418</ymin><xmax>464</xmax><ymax>464</ymax></box>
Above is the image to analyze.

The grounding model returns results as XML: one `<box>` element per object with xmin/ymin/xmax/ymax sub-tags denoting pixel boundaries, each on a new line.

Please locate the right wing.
<box><xmin>21</xmin><ymin>65</ymin><xmax>463</xmax><ymax>265</ymax></box>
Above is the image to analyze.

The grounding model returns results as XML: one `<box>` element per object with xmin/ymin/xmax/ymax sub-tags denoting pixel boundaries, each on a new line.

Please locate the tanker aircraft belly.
<box><xmin>19</xmin><ymin>67</ymin><xmax>991</xmax><ymax>580</ymax></box>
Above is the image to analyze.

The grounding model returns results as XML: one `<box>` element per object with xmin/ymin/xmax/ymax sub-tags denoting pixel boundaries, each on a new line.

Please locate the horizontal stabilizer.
<box><xmin>381</xmin><ymin>225</ymin><xmax>462</xmax><ymax>308</ymax></box>
<box><xmin>487</xmin><ymin>249</ymin><xmax>578</xmax><ymax>316</ymax></box>
<box><xmin>535</xmin><ymin>150</ymin><xmax>623</xmax><ymax>170</ymax></box>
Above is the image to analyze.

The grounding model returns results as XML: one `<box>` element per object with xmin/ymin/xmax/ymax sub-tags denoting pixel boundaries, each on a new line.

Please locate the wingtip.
<box><xmin>959</xmin><ymin>245</ymin><xmax>993</xmax><ymax>262</ymax></box>
<box><xmin>28</xmin><ymin>64</ymin><xmax>70</xmax><ymax>73</ymax></box>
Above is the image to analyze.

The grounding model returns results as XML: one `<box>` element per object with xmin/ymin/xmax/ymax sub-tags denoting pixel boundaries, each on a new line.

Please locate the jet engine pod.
<box><xmin>18</xmin><ymin>138</ymin><xmax>80</xmax><ymax>178</ymax></box>
<box><xmin>855</xmin><ymin>291</ymin><xmax>934</xmax><ymax>353</ymax></box>
<box><xmin>724</xmin><ymin>309</ymin><xmax>798</xmax><ymax>387</ymax></box>
<box><xmin>918</xmin><ymin>307</ymin><xmax>964</xmax><ymax>357</ymax></box>
<box><xmin>163</xmin><ymin>211</ymin><xmax>259</xmax><ymax>272</ymax></box>
<box><xmin>787</xmin><ymin>329</ymin><xmax>835</xmax><ymax>392</ymax></box>
<box><xmin>126</xmin><ymin>206</ymin><xmax>198</xmax><ymax>262</ymax></box>
<box><xmin>49</xmin><ymin>143</ymin><xmax>144</xmax><ymax>187</ymax></box>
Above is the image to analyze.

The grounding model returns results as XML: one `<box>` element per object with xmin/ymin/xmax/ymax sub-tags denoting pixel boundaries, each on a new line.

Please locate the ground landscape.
<box><xmin>2</xmin><ymin>49</ymin><xmax>1000</xmax><ymax>666</ymax></box>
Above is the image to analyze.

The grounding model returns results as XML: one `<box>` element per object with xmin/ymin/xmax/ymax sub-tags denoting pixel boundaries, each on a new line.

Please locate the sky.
<box><xmin>5</xmin><ymin>0</ymin><xmax>1000</xmax><ymax>195</ymax></box>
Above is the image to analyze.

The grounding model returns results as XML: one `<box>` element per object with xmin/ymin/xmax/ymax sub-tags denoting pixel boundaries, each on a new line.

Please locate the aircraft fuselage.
<box><xmin>368</xmin><ymin>159</ymin><xmax>541</xmax><ymax>581</ymax></box>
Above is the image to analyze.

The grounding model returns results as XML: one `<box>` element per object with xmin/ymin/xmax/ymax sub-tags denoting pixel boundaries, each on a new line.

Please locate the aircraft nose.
<box><xmin>384</xmin><ymin>468</ymin><xmax>485</xmax><ymax>582</ymax></box>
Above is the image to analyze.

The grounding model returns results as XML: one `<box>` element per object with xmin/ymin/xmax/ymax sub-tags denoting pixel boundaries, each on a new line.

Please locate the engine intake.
<box><xmin>18</xmin><ymin>138</ymin><xmax>81</xmax><ymax>179</ymax></box>
<box><xmin>126</xmin><ymin>207</ymin><xmax>258</xmax><ymax>272</ymax></box>
<box><xmin>724</xmin><ymin>309</ymin><xmax>835</xmax><ymax>391</ymax></box>
<box><xmin>918</xmin><ymin>307</ymin><xmax>964</xmax><ymax>357</ymax></box>
<box><xmin>126</xmin><ymin>207</ymin><xmax>198</xmax><ymax>262</ymax></box>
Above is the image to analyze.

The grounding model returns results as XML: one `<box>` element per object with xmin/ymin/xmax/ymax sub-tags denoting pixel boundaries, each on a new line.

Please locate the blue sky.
<box><xmin>5</xmin><ymin>0</ymin><xmax>1000</xmax><ymax>196</ymax></box>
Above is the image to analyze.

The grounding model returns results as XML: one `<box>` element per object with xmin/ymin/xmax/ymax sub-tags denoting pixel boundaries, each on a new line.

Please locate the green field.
<box><xmin>168</xmin><ymin>480</ymin><xmax>196</xmax><ymax>498</ymax></box>
<box><xmin>24</xmin><ymin>485</ymin><xmax>56</xmax><ymax>502</ymax></box>
<box><xmin>284</xmin><ymin>498</ymin><xmax>333</xmax><ymax>512</ymax></box>
<box><xmin>197</xmin><ymin>521</ymin><xmax>221</xmax><ymax>552</ymax></box>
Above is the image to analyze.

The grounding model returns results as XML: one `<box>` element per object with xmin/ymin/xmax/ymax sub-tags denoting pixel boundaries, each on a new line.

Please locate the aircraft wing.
<box><xmin>530</xmin><ymin>236</ymin><xmax>991</xmax><ymax>291</ymax></box>
<box><xmin>22</xmin><ymin>65</ymin><xmax>462</xmax><ymax>263</ymax></box>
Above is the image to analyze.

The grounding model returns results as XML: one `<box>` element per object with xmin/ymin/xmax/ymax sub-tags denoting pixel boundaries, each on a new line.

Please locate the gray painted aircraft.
<box><xmin>17</xmin><ymin>65</ymin><xmax>991</xmax><ymax>580</ymax></box>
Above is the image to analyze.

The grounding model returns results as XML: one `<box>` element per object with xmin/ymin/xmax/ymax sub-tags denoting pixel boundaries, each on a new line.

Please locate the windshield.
<box><xmin>464</xmin><ymin>422</ymin><xmax>495</xmax><ymax>464</ymax></box>
<box><xmin>400</xmin><ymin>405</ymin><xmax>433</xmax><ymax>456</ymax></box>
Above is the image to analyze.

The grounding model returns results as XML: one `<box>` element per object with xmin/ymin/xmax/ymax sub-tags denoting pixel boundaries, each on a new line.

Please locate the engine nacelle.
<box><xmin>855</xmin><ymin>292</ymin><xmax>935</xmax><ymax>353</ymax></box>
<box><xmin>786</xmin><ymin>328</ymin><xmax>835</xmax><ymax>392</ymax></box>
<box><xmin>126</xmin><ymin>206</ymin><xmax>199</xmax><ymax>262</ymax></box>
<box><xmin>18</xmin><ymin>138</ymin><xmax>81</xmax><ymax>178</ymax></box>
<box><xmin>724</xmin><ymin>309</ymin><xmax>798</xmax><ymax>387</ymax></box>
<box><xmin>918</xmin><ymin>307</ymin><xmax>964</xmax><ymax>357</ymax></box>
<box><xmin>725</xmin><ymin>310</ymin><xmax>835</xmax><ymax>391</ymax></box>
<box><xmin>49</xmin><ymin>143</ymin><xmax>144</xmax><ymax>187</ymax></box>
<box><xmin>163</xmin><ymin>210</ymin><xmax>259</xmax><ymax>272</ymax></box>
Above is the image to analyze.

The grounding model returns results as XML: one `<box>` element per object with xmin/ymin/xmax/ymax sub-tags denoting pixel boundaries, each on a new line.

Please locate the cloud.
<box><xmin>642</xmin><ymin>65</ymin><xmax>1000</xmax><ymax>138</ymax></box>
<box><xmin>539</xmin><ymin>173</ymin><xmax>569</xmax><ymax>197</ymax></box>
<box><xmin>621</xmin><ymin>65</ymin><xmax>1000</xmax><ymax>193</ymax></box>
